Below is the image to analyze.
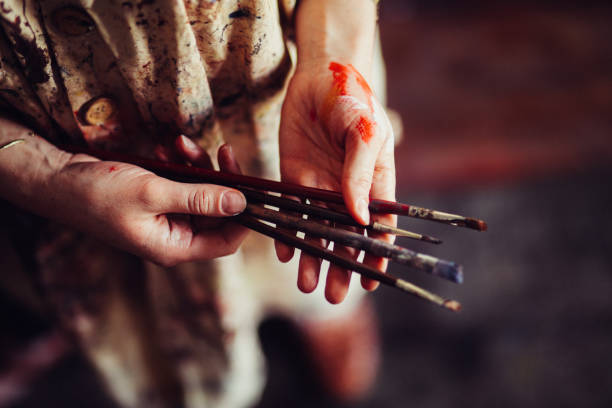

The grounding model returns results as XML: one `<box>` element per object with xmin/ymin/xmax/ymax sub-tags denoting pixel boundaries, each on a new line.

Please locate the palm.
<box><xmin>277</xmin><ymin>65</ymin><xmax>397</xmax><ymax>303</ymax></box>
<box><xmin>280</xmin><ymin>75</ymin><xmax>345</xmax><ymax>193</ymax></box>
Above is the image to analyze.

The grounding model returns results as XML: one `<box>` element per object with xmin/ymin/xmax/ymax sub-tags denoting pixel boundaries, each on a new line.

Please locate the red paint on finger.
<box><xmin>108</xmin><ymin>166</ymin><xmax>118</xmax><ymax>173</ymax></box>
<box><xmin>325</xmin><ymin>62</ymin><xmax>377</xmax><ymax>144</ymax></box>
<box><xmin>329</xmin><ymin>62</ymin><xmax>351</xmax><ymax>95</ymax></box>
<box><xmin>347</xmin><ymin>64</ymin><xmax>373</xmax><ymax>97</ymax></box>
<box><xmin>356</xmin><ymin>115</ymin><xmax>375</xmax><ymax>143</ymax></box>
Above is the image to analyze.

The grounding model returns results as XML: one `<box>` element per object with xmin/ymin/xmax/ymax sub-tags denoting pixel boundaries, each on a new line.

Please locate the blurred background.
<box><xmin>257</xmin><ymin>1</ymin><xmax>612</xmax><ymax>407</ymax></box>
<box><xmin>2</xmin><ymin>0</ymin><xmax>611</xmax><ymax>407</ymax></box>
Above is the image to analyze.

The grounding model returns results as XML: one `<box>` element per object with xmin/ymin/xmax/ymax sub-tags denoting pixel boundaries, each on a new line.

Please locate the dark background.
<box><xmin>258</xmin><ymin>1</ymin><xmax>612</xmax><ymax>407</ymax></box>
<box><xmin>3</xmin><ymin>1</ymin><xmax>612</xmax><ymax>407</ymax></box>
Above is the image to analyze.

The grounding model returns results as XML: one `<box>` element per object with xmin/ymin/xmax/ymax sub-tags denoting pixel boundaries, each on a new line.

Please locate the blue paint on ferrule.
<box><xmin>433</xmin><ymin>260</ymin><xmax>464</xmax><ymax>284</ymax></box>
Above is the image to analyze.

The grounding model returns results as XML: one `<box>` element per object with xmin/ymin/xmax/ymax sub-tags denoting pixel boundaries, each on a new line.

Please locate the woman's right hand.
<box><xmin>0</xmin><ymin>119</ymin><xmax>248</xmax><ymax>266</ymax></box>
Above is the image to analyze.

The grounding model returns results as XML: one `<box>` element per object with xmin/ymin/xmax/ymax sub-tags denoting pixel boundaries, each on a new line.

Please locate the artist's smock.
<box><xmin>0</xmin><ymin>1</ymin><xmax>375</xmax><ymax>407</ymax></box>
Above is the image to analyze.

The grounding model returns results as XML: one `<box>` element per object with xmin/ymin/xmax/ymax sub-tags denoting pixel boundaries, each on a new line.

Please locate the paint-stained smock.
<box><xmin>0</xmin><ymin>1</ymin><xmax>375</xmax><ymax>407</ymax></box>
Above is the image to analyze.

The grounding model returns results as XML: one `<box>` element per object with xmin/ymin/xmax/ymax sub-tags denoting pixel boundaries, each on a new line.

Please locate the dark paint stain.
<box><xmin>51</xmin><ymin>6</ymin><xmax>95</xmax><ymax>36</ymax></box>
<box><xmin>7</xmin><ymin>17</ymin><xmax>50</xmax><ymax>85</ymax></box>
<box><xmin>217</xmin><ymin>91</ymin><xmax>242</xmax><ymax>107</ymax></box>
<box><xmin>229</xmin><ymin>8</ymin><xmax>252</xmax><ymax>19</ymax></box>
<box><xmin>79</xmin><ymin>50</ymin><xmax>94</xmax><ymax>68</ymax></box>
<box><xmin>0</xmin><ymin>88</ymin><xmax>20</xmax><ymax>97</ymax></box>
<box><xmin>251</xmin><ymin>37</ymin><xmax>262</xmax><ymax>56</ymax></box>
<box><xmin>106</xmin><ymin>61</ymin><xmax>117</xmax><ymax>72</ymax></box>
<box><xmin>185</xmin><ymin>113</ymin><xmax>194</xmax><ymax>129</ymax></box>
<box><xmin>220</xmin><ymin>23</ymin><xmax>230</xmax><ymax>41</ymax></box>
<box><xmin>0</xmin><ymin>2</ymin><xmax>12</xmax><ymax>13</ymax></box>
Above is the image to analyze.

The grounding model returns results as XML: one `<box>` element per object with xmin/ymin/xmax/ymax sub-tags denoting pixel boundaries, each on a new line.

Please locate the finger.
<box><xmin>274</xmin><ymin>195</ymin><xmax>300</xmax><ymax>263</ymax></box>
<box><xmin>187</xmin><ymin>220</ymin><xmax>250</xmax><ymax>260</ymax></box>
<box><xmin>297</xmin><ymin>200</ymin><xmax>332</xmax><ymax>291</ymax></box>
<box><xmin>154</xmin><ymin>143</ymin><xmax>183</xmax><ymax>163</ymax></box>
<box><xmin>217</xmin><ymin>144</ymin><xmax>242</xmax><ymax>175</ymax></box>
<box><xmin>175</xmin><ymin>135</ymin><xmax>214</xmax><ymax>169</ymax></box>
<box><xmin>325</xmin><ymin>238</ymin><xmax>359</xmax><ymax>304</ymax></box>
<box><xmin>362</xmin><ymin>133</ymin><xmax>397</xmax><ymax>290</ymax></box>
<box><xmin>341</xmin><ymin>125</ymin><xmax>386</xmax><ymax>226</ymax></box>
<box><xmin>275</xmin><ymin>235</ymin><xmax>296</xmax><ymax>263</ymax></box>
<box><xmin>297</xmin><ymin>233</ymin><xmax>326</xmax><ymax>293</ymax></box>
<box><xmin>228</xmin><ymin>137</ymin><xmax>295</xmax><ymax>262</ymax></box>
<box><xmin>145</xmin><ymin>178</ymin><xmax>246</xmax><ymax>217</ymax></box>
<box><xmin>361</xmin><ymin>239</ymin><xmax>387</xmax><ymax>291</ymax></box>
<box><xmin>142</xmin><ymin>214</ymin><xmax>246</xmax><ymax>264</ymax></box>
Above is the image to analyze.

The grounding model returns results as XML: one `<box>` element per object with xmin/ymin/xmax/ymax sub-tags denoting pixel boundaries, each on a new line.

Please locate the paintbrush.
<box><xmin>237</xmin><ymin>214</ymin><xmax>461</xmax><ymax>312</ymax></box>
<box><xmin>246</xmin><ymin>204</ymin><xmax>462</xmax><ymax>283</ymax></box>
<box><xmin>242</xmin><ymin>188</ymin><xmax>441</xmax><ymax>244</ymax></box>
<box><xmin>62</xmin><ymin>145</ymin><xmax>487</xmax><ymax>231</ymax></box>
<box><xmin>57</xmin><ymin>144</ymin><xmax>487</xmax><ymax>310</ymax></box>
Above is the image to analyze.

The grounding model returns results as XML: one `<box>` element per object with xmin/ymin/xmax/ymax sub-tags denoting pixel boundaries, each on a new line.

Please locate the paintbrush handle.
<box><xmin>236</xmin><ymin>214</ymin><xmax>460</xmax><ymax>311</ymax></box>
<box><xmin>246</xmin><ymin>204</ymin><xmax>462</xmax><ymax>283</ymax></box>
<box><xmin>243</xmin><ymin>189</ymin><xmax>441</xmax><ymax>243</ymax></box>
<box><xmin>62</xmin><ymin>145</ymin><xmax>487</xmax><ymax>231</ymax></box>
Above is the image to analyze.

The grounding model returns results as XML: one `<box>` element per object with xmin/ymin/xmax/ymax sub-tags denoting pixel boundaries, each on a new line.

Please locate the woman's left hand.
<box><xmin>276</xmin><ymin>61</ymin><xmax>397</xmax><ymax>304</ymax></box>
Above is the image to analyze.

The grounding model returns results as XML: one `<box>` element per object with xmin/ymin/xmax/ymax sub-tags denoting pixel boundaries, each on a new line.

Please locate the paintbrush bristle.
<box><xmin>464</xmin><ymin>218</ymin><xmax>488</xmax><ymax>231</ymax></box>
<box><xmin>443</xmin><ymin>300</ymin><xmax>462</xmax><ymax>312</ymax></box>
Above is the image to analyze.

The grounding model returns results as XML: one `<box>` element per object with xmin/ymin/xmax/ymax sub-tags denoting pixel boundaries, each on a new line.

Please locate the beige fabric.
<box><xmin>0</xmin><ymin>1</ymin><xmax>377</xmax><ymax>407</ymax></box>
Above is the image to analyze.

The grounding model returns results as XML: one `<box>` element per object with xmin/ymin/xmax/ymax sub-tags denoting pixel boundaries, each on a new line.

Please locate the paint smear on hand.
<box><xmin>356</xmin><ymin>115</ymin><xmax>375</xmax><ymax>143</ymax></box>
<box><xmin>324</xmin><ymin>62</ymin><xmax>376</xmax><ymax>143</ymax></box>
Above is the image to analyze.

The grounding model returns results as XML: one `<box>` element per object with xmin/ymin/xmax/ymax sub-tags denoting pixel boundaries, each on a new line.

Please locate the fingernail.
<box><xmin>179</xmin><ymin>135</ymin><xmax>199</xmax><ymax>152</ymax></box>
<box><xmin>219</xmin><ymin>143</ymin><xmax>233</xmax><ymax>160</ymax></box>
<box><xmin>357</xmin><ymin>198</ymin><xmax>370</xmax><ymax>225</ymax></box>
<box><xmin>222</xmin><ymin>191</ymin><xmax>246</xmax><ymax>215</ymax></box>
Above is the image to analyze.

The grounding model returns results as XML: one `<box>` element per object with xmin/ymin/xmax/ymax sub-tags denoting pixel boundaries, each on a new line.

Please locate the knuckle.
<box><xmin>351</xmin><ymin>174</ymin><xmax>373</xmax><ymax>192</ymax></box>
<box><xmin>225</xmin><ymin>238</ymin><xmax>241</xmax><ymax>256</ymax></box>
<box><xmin>188</xmin><ymin>189</ymin><xmax>211</xmax><ymax>215</ymax></box>
<box><xmin>374</xmin><ymin>159</ymin><xmax>394</xmax><ymax>174</ymax></box>
<box><xmin>155</xmin><ymin>252</ymin><xmax>181</xmax><ymax>268</ymax></box>
<box><xmin>138</xmin><ymin>178</ymin><xmax>159</xmax><ymax>208</ymax></box>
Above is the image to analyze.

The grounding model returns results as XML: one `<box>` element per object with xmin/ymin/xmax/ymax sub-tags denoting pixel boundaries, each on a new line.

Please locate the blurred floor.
<box><xmin>4</xmin><ymin>1</ymin><xmax>612</xmax><ymax>407</ymax></box>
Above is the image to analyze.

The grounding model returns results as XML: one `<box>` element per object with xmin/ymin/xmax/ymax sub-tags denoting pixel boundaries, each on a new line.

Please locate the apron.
<box><xmin>0</xmin><ymin>1</ymin><xmax>377</xmax><ymax>406</ymax></box>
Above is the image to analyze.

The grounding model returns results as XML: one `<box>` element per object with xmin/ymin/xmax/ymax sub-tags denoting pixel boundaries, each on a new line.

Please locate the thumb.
<box><xmin>341</xmin><ymin>129</ymin><xmax>385</xmax><ymax>226</ymax></box>
<box><xmin>149</xmin><ymin>178</ymin><xmax>246</xmax><ymax>217</ymax></box>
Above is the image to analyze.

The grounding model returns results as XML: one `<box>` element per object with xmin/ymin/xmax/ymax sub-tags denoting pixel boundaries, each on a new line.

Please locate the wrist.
<box><xmin>0</xmin><ymin>118</ymin><xmax>73</xmax><ymax>214</ymax></box>
<box><xmin>295</xmin><ymin>0</ymin><xmax>377</xmax><ymax>78</ymax></box>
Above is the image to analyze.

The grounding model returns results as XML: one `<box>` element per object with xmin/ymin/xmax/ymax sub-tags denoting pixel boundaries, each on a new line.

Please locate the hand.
<box><xmin>276</xmin><ymin>61</ymin><xmax>397</xmax><ymax>304</ymax></box>
<box><xmin>45</xmin><ymin>140</ymin><xmax>249</xmax><ymax>266</ymax></box>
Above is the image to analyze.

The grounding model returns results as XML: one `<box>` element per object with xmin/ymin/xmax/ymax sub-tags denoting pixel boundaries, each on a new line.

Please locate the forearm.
<box><xmin>295</xmin><ymin>0</ymin><xmax>378</xmax><ymax>76</ymax></box>
<box><xmin>0</xmin><ymin>117</ymin><xmax>71</xmax><ymax>215</ymax></box>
